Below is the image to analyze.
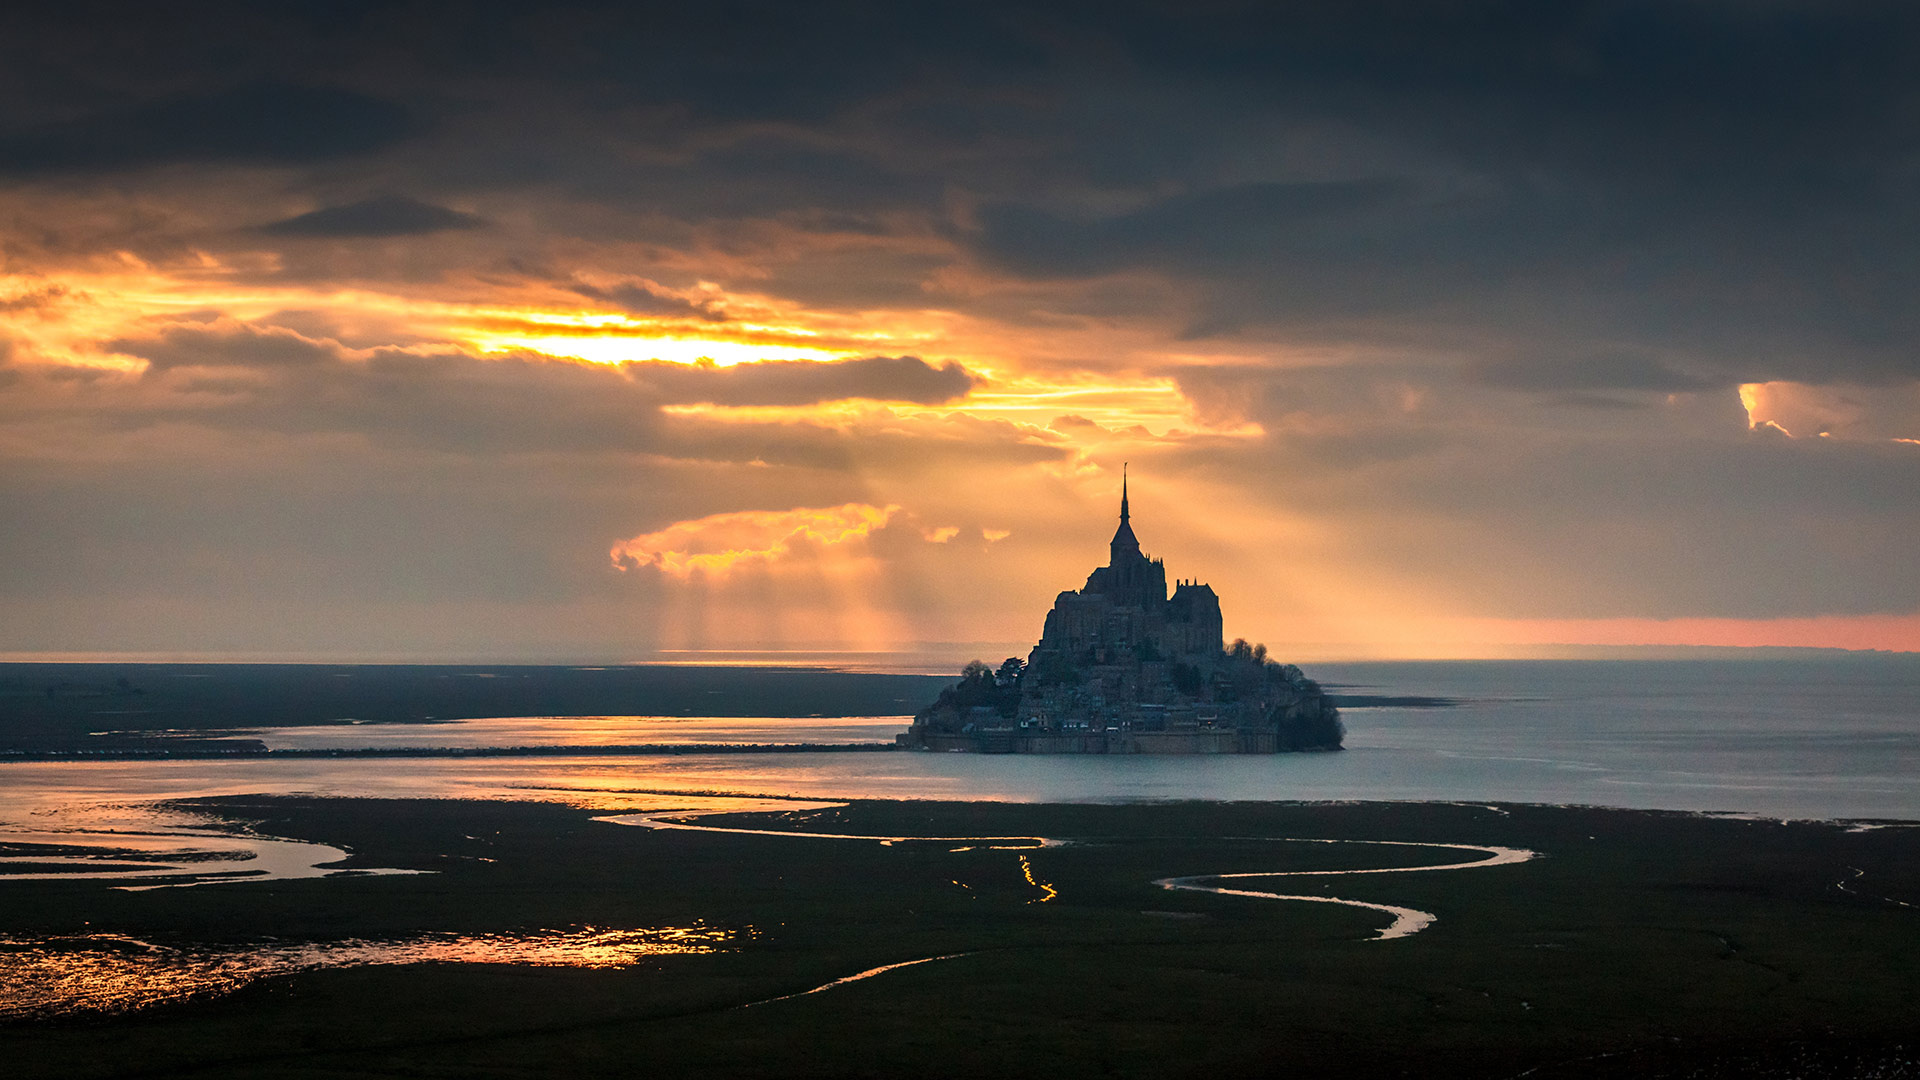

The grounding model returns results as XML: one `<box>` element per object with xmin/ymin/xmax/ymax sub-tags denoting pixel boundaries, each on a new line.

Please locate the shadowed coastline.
<box><xmin>0</xmin><ymin>663</ymin><xmax>948</xmax><ymax>755</ymax></box>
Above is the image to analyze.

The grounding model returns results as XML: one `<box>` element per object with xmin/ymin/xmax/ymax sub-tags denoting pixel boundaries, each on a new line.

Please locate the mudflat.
<box><xmin>2</xmin><ymin>797</ymin><xmax>1917</xmax><ymax>1079</ymax></box>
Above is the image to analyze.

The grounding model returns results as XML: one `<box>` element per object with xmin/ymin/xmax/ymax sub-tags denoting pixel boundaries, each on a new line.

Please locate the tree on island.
<box><xmin>922</xmin><ymin>658</ymin><xmax>1024</xmax><ymax>724</ymax></box>
<box><xmin>1220</xmin><ymin>638</ymin><xmax>1345</xmax><ymax>750</ymax></box>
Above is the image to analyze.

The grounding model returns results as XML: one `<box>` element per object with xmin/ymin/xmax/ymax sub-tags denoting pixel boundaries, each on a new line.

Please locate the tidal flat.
<box><xmin>2</xmin><ymin>796</ymin><xmax>1917</xmax><ymax>1079</ymax></box>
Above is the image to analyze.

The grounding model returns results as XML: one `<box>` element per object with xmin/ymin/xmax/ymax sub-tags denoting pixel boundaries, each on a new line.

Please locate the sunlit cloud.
<box><xmin>0</xmin><ymin>261</ymin><xmax>1248</xmax><ymax>446</ymax></box>
<box><xmin>961</xmin><ymin>373</ymin><xmax>1241</xmax><ymax>437</ymax></box>
<box><xmin>1738</xmin><ymin>381</ymin><xmax>1920</xmax><ymax>444</ymax></box>
<box><xmin>610</xmin><ymin>502</ymin><xmax>900</xmax><ymax>579</ymax></box>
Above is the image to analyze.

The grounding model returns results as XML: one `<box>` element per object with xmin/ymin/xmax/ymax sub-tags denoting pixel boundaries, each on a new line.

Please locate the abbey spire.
<box><xmin>1110</xmin><ymin>464</ymin><xmax>1141</xmax><ymax>562</ymax></box>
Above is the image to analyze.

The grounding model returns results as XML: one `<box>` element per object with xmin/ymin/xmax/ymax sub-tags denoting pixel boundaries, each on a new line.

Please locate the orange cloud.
<box><xmin>1737</xmin><ymin>380</ymin><xmax>1920</xmax><ymax>444</ymax></box>
<box><xmin>0</xmin><ymin>251</ymin><xmax>1263</xmax><ymax>450</ymax></box>
<box><xmin>610</xmin><ymin>502</ymin><xmax>900</xmax><ymax>579</ymax></box>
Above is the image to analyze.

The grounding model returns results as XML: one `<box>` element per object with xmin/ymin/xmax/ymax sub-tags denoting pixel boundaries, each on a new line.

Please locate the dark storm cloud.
<box><xmin>675</xmin><ymin>138</ymin><xmax>946</xmax><ymax>218</ymax></box>
<box><xmin>974</xmin><ymin>180</ymin><xmax>1414</xmax><ymax>279</ymax></box>
<box><xmin>1078</xmin><ymin>1</ymin><xmax>1916</xmax><ymax>197</ymax></box>
<box><xmin>1467</xmin><ymin>352</ymin><xmax>1721</xmax><ymax>394</ymax></box>
<box><xmin>4</xmin><ymin>2</ymin><xmax>1916</xmax><ymax>391</ymax></box>
<box><xmin>0</xmin><ymin>83</ymin><xmax>418</xmax><ymax>174</ymax></box>
<box><xmin>261</xmin><ymin>196</ymin><xmax>483</xmax><ymax>238</ymax></box>
<box><xmin>9</xmin><ymin>3</ymin><xmax>1915</xmax><ymax>391</ymax></box>
<box><xmin>953</xmin><ymin>3</ymin><xmax>1919</xmax><ymax>385</ymax></box>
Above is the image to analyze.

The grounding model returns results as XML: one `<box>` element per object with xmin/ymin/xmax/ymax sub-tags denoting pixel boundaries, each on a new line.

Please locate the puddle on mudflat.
<box><xmin>0</xmin><ymin>924</ymin><xmax>744</xmax><ymax>1019</ymax></box>
<box><xmin>0</xmin><ymin>786</ymin><xmax>855</xmax><ymax>891</ymax></box>
<box><xmin>0</xmin><ymin>825</ymin><xmax>422</xmax><ymax>889</ymax></box>
<box><xmin>0</xmin><ymin>798</ymin><xmax>427</xmax><ymax>889</ymax></box>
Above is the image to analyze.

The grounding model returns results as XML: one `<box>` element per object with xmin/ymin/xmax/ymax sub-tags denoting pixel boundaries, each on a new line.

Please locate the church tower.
<box><xmin>1109</xmin><ymin>466</ymin><xmax>1141</xmax><ymax>563</ymax></box>
<box><xmin>1086</xmin><ymin>465</ymin><xmax>1166</xmax><ymax>608</ymax></box>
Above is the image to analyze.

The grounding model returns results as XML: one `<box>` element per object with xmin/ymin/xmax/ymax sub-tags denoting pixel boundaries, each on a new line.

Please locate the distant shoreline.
<box><xmin>0</xmin><ymin>742</ymin><xmax>905</xmax><ymax>762</ymax></box>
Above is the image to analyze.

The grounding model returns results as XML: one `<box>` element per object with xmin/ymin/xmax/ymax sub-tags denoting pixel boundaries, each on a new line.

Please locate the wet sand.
<box><xmin>0</xmin><ymin>795</ymin><xmax>1916</xmax><ymax>1079</ymax></box>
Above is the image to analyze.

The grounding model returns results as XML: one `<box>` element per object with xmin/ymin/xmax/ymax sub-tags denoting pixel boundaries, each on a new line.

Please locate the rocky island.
<box><xmin>901</xmin><ymin>477</ymin><xmax>1343</xmax><ymax>753</ymax></box>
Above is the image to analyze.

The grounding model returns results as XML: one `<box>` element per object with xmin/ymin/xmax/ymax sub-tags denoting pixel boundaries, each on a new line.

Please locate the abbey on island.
<box><xmin>901</xmin><ymin>476</ymin><xmax>1343</xmax><ymax>754</ymax></box>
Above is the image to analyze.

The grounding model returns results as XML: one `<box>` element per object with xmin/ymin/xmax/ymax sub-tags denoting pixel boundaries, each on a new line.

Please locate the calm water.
<box><xmin>233</xmin><ymin>714</ymin><xmax>905</xmax><ymax>749</ymax></box>
<box><xmin>1318</xmin><ymin>658</ymin><xmax>1920</xmax><ymax>819</ymax></box>
<box><xmin>4</xmin><ymin>658</ymin><xmax>1919</xmax><ymax>823</ymax></box>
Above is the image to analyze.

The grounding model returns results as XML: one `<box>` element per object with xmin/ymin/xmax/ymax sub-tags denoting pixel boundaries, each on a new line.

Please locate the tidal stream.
<box><xmin>605</xmin><ymin>803</ymin><xmax>1537</xmax><ymax>942</ymax></box>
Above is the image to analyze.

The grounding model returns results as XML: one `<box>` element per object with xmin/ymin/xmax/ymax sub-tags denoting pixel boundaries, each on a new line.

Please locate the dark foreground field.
<box><xmin>3</xmin><ymin>797</ymin><xmax>1918</xmax><ymax>1079</ymax></box>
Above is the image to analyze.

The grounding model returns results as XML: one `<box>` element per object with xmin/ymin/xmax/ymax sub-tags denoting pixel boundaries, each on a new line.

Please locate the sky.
<box><xmin>2</xmin><ymin>1</ymin><xmax>1918</xmax><ymax>661</ymax></box>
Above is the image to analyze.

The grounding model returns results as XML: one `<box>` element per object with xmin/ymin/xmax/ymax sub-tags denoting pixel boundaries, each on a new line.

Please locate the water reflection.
<box><xmin>0</xmin><ymin>779</ymin><xmax>833</xmax><ymax>890</ymax></box>
<box><xmin>0</xmin><ymin>799</ymin><xmax>422</xmax><ymax>889</ymax></box>
<box><xmin>0</xmin><ymin>826</ymin><xmax>419</xmax><ymax>889</ymax></box>
<box><xmin>108</xmin><ymin>714</ymin><xmax>911</xmax><ymax>752</ymax></box>
<box><xmin>0</xmin><ymin>925</ymin><xmax>740</xmax><ymax>1019</ymax></box>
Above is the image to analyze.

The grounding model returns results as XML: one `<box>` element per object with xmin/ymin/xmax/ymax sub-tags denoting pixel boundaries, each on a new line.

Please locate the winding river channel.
<box><xmin>602</xmin><ymin>802</ymin><xmax>1537</xmax><ymax>942</ymax></box>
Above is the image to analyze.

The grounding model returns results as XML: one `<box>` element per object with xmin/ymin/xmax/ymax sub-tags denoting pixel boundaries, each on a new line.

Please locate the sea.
<box><xmin>3</xmin><ymin>656</ymin><xmax>1918</xmax><ymax>823</ymax></box>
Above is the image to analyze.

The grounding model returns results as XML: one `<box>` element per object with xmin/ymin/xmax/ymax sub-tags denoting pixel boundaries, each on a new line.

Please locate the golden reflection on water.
<box><xmin>0</xmin><ymin>925</ymin><xmax>740</xmax><ymax>1019</ymax></box>
<box><xmin>0</xmin><ymin>791</ymin><xmax>822</xmax><ymax>890</ymax></box>
<box><xmin>1018</xmin><ymin>854</ymin><xmax>1058</xmax><ymax>903</ymax></box>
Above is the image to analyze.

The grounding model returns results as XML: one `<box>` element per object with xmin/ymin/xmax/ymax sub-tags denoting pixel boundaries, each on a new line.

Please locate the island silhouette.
<box><xmin>903</xmin><ymin>473</ymin><xmax>1343</xmax><ymax>753</ymax></box>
